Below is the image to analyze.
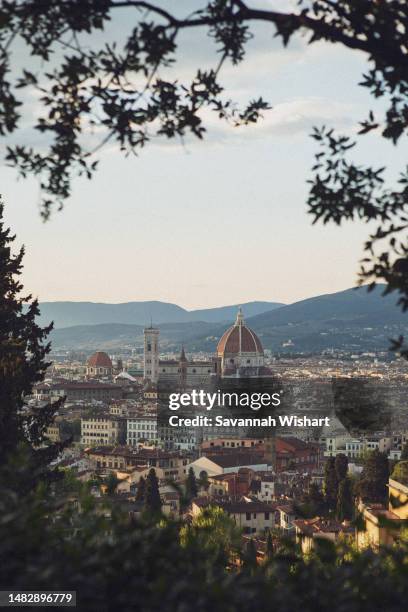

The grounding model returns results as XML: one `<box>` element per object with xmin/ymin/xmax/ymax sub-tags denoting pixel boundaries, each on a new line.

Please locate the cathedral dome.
<box><xmin>217</xmin><ymin>308</ymin><xmax>263</xmax><ymax>356</ymax></box>
<box><xmin>87</xmin><ymin>351</ymin><xmax>112</xmax><ymax>368</ymax></box>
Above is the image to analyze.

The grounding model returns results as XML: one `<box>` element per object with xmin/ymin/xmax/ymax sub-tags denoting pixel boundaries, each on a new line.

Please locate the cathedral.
<box><xmin>143</xmin><ymin>307</ymin><xmax>271</xmax><ymax>388</ymax></box>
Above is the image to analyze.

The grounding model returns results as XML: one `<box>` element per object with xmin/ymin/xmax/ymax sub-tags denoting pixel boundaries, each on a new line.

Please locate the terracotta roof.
<box><xmin>217</xmin><ymin>325</ymin><xmax>263</xmax><ymax>356</ymax></box>
<box><xmin>217</xmin><ymin>308</ymin><xmax>263</xmax><ymax>356</ymax></box>
<box><xmin>293</xmin><ymin>517</ymin><xmax>354</xmax><ymax>536</ymax></box>
<box><xmin>276</xmin><ymin>503</ymin><xmax>295</xmax><ymax>514</ymax></box>
<box><xmin>209</xmin><ymin>453</ymin><xmax>265</xmax><ymax>468</ymax></box>
<box><xmin>87</xmin><ymin>352</ymin><xmax>112</xmax><ymax>368</ymax></box>
<box><xmin>36</xmin><ymin>381</ymin><xmax>119</xmax><ymax>391</ymax></box>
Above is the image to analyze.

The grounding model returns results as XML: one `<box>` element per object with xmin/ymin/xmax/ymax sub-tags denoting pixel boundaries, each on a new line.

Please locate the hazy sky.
<box><xmin>2</xmin><ymin>1</ymin><xmax>406</xmax><ymax>309</ymax></box>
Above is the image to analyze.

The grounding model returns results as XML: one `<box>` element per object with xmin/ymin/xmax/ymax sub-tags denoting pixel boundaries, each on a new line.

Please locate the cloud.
<box><xmin>140</xmin><ymin>96</ymin><xmax>357</xmax><ymax>154</ymax></box>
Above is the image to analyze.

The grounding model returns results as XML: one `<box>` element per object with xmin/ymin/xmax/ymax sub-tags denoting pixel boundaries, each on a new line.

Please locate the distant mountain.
<box><xmin>245</xmin><ymin>285</ymin><xmax>408</xmax><ymax>353</ymax></box>
<box><xmin>247</xmin><ymin>285</ymin><xmax>404</xmax><ymax>328</ymax></box>
<box><xmin>48</xmin><ymin>285</ymin><xmax>408</xmax><ymax>353</ymax></box>
<box><xmin>38</xmin><ymin>300</ymin><xmax>283</xmax><ymax>328</ymax></box>
<box><xmin>187</xmin><ymin>301</ymin><xmax>282</xmax><ymax>323</ymax></box>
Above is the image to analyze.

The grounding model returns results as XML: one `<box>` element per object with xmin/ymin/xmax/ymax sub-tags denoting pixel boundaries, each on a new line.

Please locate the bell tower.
<box><xmin>144</xmin><ymin>326</ymin><xmax>159</xmax><ymax>383</ymax></box>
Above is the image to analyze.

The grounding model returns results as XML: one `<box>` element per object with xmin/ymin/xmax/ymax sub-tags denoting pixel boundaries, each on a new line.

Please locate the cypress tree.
<box><xmin>242</xmin><ymin>539</ymin><xmax>257</xmax><ymax>572</ymax></box>
<box><xmin>144</xmin><ymin>468</ymin><xmax>162</xmax><ymax>515</ymax></box>
<box><xmin>266</xmin><ymin>531</ymin><xmax>274</xmax><ymax>560</ymax></box>
<box><xmin>199</xmin><ymin>470</ymin><xmax>209</xmax><ymax>492</ymax></box>
<box><xmin>0</xmin><ymin>199</ymin><xmax>65</xmax><ymax>491</ymax></box>
<box><xmin>307</xmin><ymin>482</ymin><xmax>325</xmax><ymax>516</ymax></box>
<box><xmin>104</xmin><ymin>473</ymin><xmax>119</xmax><ymax>496</ymax></box>
<box><xmin>359</xmin><ymin>450</ymin><xmax>389</xmax><ymax>504</ymax></box>
<box><xmin>335</xmin><ymin>454</ymin><xmax>348</xmax><ymax>481</ymax></box>
<box><xmin>136</xmin><ymin>475</ymin><xmax>146</xmax><ymax>501</ymax></box>
<box><xmin>324</xmin><ymin>457</ymin><xmax>338</xmax><ymax>510</ymax></box>
<box><xmin>186</xmin><ymin>467</ymin><xmax>198</xmax><ymax>500</ymax></box>
<box><xmin>336</xmin><ymin>477</ymin><xmax>354</xmax><ymax>521</ymax></box>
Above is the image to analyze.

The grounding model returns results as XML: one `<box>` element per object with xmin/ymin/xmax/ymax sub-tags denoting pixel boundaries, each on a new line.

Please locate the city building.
<box><xmin>81</xmin><ymin>414</ymin><xmax>125</xmax><ymax>447</ymax></box>
<box><xmin>143</xmin><ymin>308</ymin><xmax>272</xmax><ymax>386</ymax></box>
<box><xmin>215</xmin><ymin>307</ymin><xmax>266</xmax><ymax>377</ymax></box>
<box><xmin>188</xmin><ymin>452</ymin><xmax>268</xmax><ymax>478</ymax></box>
<box><xmin>86</xmin><ymin>351</ymin><xmax>113</xmax><ymax>378</ymax></box>
<box><xmin>127</xmin><ymin>415</ymin><xmax>158</xmax><ymax>445</ymax></box>
<box><xmin>190</xmin><ymin>497</ymin><xmax>276</xmax><ymax>534</ymax></box>
<box><xmin>144</xmin><ymin>325</ymin><xmax>214</xmax><ymax>388</ymax></box>
<box><xmin>86</xmin><ymin>446</ymin><xmax>191</xmax><ymax>480</ymax></box>
<box><xmin>294</xmin><ymin>518</ymin><xmax>354</xmax><ymax>554</ymax></box>
<box><xmin>34</xmin><ymin>381</ymin><xmax>122</xmax><ymax>402</ymax></box>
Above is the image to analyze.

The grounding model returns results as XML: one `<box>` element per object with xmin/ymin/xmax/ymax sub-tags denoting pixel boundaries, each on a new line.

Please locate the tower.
<box><xmin>179</xmin><ymin>345</ymin><xmax>187</xmax><ymax>391</ymax></box>
<box><xmin>144</xmin><ymin>326</ymin><xmax>159</xmax><ymax>383</ymax></box>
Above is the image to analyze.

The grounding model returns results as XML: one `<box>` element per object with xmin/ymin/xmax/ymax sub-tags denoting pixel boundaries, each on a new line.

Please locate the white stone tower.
<box><xmin>144</xmin><ymin>326</ymin><xmax>159</xmax><ymax>383</ymax></box>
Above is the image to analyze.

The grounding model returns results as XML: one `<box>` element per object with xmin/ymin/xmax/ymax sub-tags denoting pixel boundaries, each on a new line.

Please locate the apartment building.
<box><xmin>81</xmin><ymin>415</ymin><xmax>125</xmax><ymax>446</ymax></box>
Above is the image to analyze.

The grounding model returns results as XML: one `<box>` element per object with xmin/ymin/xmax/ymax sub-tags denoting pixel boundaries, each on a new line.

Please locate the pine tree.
<box><xmin>336</xmin><ymin>477</ymin><xmax>354</xmax><ymax>521</ymax></box>
<box><xmin>0</xmin><ymin>199</ymin><xmax>65</xmax><ymax>491</ymax></box>
<box><xmin>335</xmin><ymin>454</ymin><xmax>349</xmax><ymax>481</ymax></box>
<box><xmin>324</xmin><ymin>457</ymin><xmax>339</xmax><ymax>510</ymax></box>
<box><xmin>144</xmin><ymin>468</ymin><xmax>162</xmax><ymax>516</ymax></box>
<box><xmin>136</xmin><ymin>475</ymin><xmax>146</xmax><ymax>501</ymax></box>
<box><xmin>186</xmin><ymin>467</ymin><xmax>198</xmax><ymax>500</ymax></box>
<box><xmin>359</xmin><ymin>450</ymin><xmax>389</xmax><ymax>504</ymax></box>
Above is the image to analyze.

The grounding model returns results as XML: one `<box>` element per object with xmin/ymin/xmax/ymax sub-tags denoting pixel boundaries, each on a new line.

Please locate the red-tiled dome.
<box><xmin>217</xmin><ymin>309</ymin><xmax>263</xmax><ymax>356</ymax></box>
<box><xmin>87</xmin><ymin>351</ymin><xmax>112</xmax><ymax>368</ymax></box>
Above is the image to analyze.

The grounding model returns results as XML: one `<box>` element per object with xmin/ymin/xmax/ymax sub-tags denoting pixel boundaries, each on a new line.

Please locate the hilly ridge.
<box><xmin>49</xmin><ymin>285</ymin><xmax>408</xmax><ymax>353</ymax></box>
<box><xmin>39</xmin><ymin>300</ymin><xmax>283</xmax><ymax>329</ymax></box>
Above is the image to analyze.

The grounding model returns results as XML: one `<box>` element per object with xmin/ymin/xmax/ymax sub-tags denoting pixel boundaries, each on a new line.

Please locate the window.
<box><xmin>245</xmin><ymin>512</ymin><xmax>251</xmax><ymax>521</ymax></box>
<box><xmin>264</xmin><ymin>512</ymin><xmax>270</xmax><ymax>520</ymax></box>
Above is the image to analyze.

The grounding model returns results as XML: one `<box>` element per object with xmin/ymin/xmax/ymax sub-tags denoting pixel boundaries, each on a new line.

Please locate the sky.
<box><xmin>1</xmin><ymin>1</ymin><xmax>406</xmax><ymax>310</ymax></box>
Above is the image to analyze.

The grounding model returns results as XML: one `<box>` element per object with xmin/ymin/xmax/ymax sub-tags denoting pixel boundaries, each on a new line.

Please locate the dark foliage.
<box><xmin>241</xmin><ymin>538</ymin><xmax>257</xmax><ymax>573</ymax></box>
<box><xmin>136</xmin><ymin>474</ymin><xmax>146</xmax><ymax>501</ymax></box>
<box><xmin>144</xmin><ymin>467</ymin><xmax>162</xmax><ymax>515</ymax></box>
<box><xmin>336</xmin><ymin>477</ymin><xmax>354</xmax><ymax>521</ymax></box>
<box><xmin>0</xmin><ymin>197</ymin><xmax>65</xmax><ymax>491</ymax></box>
<box><xmin>299</xmin><ymin>482</ymin><xmax>326</xmax><ymax>518</ymax></box>
<box><xmin>186</xmin><ymin>466</ymin><xmax>199</xmax><ymax>501</ymax></box>
<box><xmin>324</xmin><ymin>456</ymin><xmax>338</xmax><ymax>510</ymax></box>
<box><xmin>266</xmin><ymin>531</ymin><xmax>274</xmax><ymax>560</ymax></box>
<box><xmin>401</xmin><ymin>442</ymin><xmax>408</xmax><ymax>461</ymax></box>
<box><xmin>359</xmin><ymin>450</ymin><xmax>389</xmax><ymax>504</ymax></box>
<box><xmin>335</xmin><ymin>453</ymin><xmax>348</xmax><ymax>481</ymax></box>
<box><xmin>2</xmin><ymin>482</ymin><xmax>408</xmax><ymax>612</ymax></box>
